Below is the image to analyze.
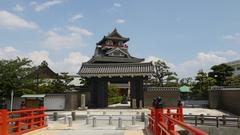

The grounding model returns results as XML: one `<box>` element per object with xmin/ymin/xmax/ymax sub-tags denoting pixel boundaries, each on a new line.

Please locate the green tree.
<box><xmin>192</xmin><ymin>71</ymin><xmax>216</xmax><ymax>98</ymax></box>
<box><xmin>153</xmin><ymin>60</ymin><xmax>176</xmax><ymax>86</ymax></box>
<box><xmin>208</xmin><ymin>64</ymin><xmax>234</xmax><ymax>86</ymax></box>
<box><xmin>107</xmin><ymin>85</ymin><xmax>119</xmax><ymax>98</ymax></box>
<box><xmin>165</xmin><ymin>75</ymin><xmax>179</xmax><ymax>87</ymax></box>
<box><xmin>225</xmin><ymin>75</ymin><xmax>240</xmax><ymax>86</ymax></box>
<box><xmin>179</xmin><ymin>77</ymin><xmax>194</xmax><ymax>86</ymax></box>
<box><xmin>107</xmin><ymin>85</ymin><xmax>122</xmax><ymax>105</ymax></box>
<box><xmin>38</xmin><ymin>76</ymin><xmax>72</xmax><ymax>94</ymax></box>
<box><xmin>0</xmin><ymin>58</ymin><xmax>35</xmax><ymax>98</ymax></box>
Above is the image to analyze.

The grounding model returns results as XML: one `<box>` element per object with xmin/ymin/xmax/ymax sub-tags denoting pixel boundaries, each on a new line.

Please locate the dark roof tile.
<box><xmin>78</xmin><ymin>62</ymin><xmax>154</xmax><ymax>77</ymax></box>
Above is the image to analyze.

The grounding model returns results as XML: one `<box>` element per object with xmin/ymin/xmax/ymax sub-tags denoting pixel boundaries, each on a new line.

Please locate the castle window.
<box><xmin>118</xmin><ymin>41</ymin><xmax>123</xmax><ymax>46</ymax></box>
<box><xmin>105</xmin><ymin>40</ymin><xmax>113</xmax><ymax>46</ymax></box>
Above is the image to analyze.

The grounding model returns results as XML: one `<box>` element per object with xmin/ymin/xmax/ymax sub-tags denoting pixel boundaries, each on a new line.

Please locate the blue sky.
<box><xmin>0</xmin><ymin>0</ymin><xmax>240</xmax><ymax>78</ymax></box>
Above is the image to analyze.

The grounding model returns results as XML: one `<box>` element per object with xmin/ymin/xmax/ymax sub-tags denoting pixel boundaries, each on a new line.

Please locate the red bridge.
<box><xmin>148</xmin><ymin>98</ymin><xmax>208</xmax><ymax>135</ymax></box>
<box><xmin>0</xmin><ymin>107</ymin><xmax>47</xmax><ymax>135</ymax></box>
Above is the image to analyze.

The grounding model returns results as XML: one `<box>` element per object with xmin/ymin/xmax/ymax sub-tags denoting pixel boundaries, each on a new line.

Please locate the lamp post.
<box><xmin>214</xmin><ymin>74</ymin><xmax>218</xmax><ymax>86</ymax></box>
<box><xmin>36</xmin><ymin>66</ymin><xmax>39</xmax><ymax>92</ymax></box>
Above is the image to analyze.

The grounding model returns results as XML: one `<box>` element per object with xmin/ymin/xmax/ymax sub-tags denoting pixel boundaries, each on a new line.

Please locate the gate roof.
<box><xmin>78</xmin><ymin>62</ymin><xmax>154</xmax><ymax>78</ymax></box>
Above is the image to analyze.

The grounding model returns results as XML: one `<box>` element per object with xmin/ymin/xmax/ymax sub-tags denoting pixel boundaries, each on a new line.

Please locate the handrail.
<box><xmin>0</xmin><ymin>107</ymin><xmax>47</xmax><ymax>135</ymax></box>
<box><xmin>9</xmin><ymin>107</ymin><xmax>46</xmax><ymax>114</ymax></box>
<box><xmin>148</xmin><ymin>105</ymin><xmax>208</xmax><ymax>135</ymax></box>
<box><xmin>162</xmin><ymin>114</ymin><xmax>208</xmax><ymax>135</ymax></box>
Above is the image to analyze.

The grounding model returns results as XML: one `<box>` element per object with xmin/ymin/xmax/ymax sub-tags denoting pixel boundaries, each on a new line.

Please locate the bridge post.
<box><xmin>167</xmin><ymin>118</ymin><xmax>175</xmax><ymax>132</ymax></box>
<box><xmin>53</xmin><ymin>112</ymin><xmax>58</xmax><ymax>121</ymax></box>
<box><xmin>0</xmin><ymin>109</ymin><xmax>8</xmax><ymax>135</ymax></box>
<box><xmin>148</xmin><ymin>98</ymin><xmax>208</xmax><ymax>135</ymax></box>
<box><xmin>177</xmin><ymin>100</ymin><xmax>183</xmax><ymax>122</ymax></box>
<box><xmin>0</xmin><ymin>98</ymin><xmax>8</xmax><ymax>135</ymax></box>
<box><xmin>153</xmin><ymin>97</ymin><xmax>163</xmax><ymax>135</ymax></box>
<box><xmin>195</xmin><ymin>115</ymin><xmax>198</xmax><ymax>126</ymax></box>
<box><xmin>222</xmin><ymin>115</ymin><xmax>226</xmax><ymax>126</ymax></box>
<box><xmin>237</xmin><ymin>117</ymin><xmax>240</xmax><ymax>128</ymax></box>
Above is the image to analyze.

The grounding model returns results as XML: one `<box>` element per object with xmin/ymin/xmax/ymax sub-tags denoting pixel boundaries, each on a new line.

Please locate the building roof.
<box><xmin>97</xmin><ymin>28</ymin><xmax>129</xmax><ymax>45</ymax></box>
<box><xmin>21</xmin><ymin>94</ymin><xmax>46</xmax><ymax>98</ymax></box>
<box><xmin>68</xmin><ymin>75</ymin><xmax>84</xmax><ymax>87</ymax></box>
<box><xmin>34</xmin><ymin>61</ymin><xmax>58</xmax><ymax>79</ymax></box>
<box><xmin>88</xmin><ymin>56</ymin><xmax>144</xmax><ymax>63</ymax></box>
<box><xmin>78</xmin><ymin>62</ymin><xmax>154</xmax><ymax>78</ymax></box>
<box><xmin>179</xmin><ymin>85</ymin><xmax>191</xmax><ymax>93</ymax></box>
<box><xmin>226</xmin><ymin>60</ymin><xmax>240</xmax><ymax>66</ymax></box>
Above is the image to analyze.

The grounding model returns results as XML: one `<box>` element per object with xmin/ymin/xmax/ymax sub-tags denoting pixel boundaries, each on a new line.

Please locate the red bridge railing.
<box><xmin>0</xmin><ymin>107</ymin><xmax>47</xmax><ymax>135</ymax></box>
<box><xmin>148</xmin><ymin>101</ymin><xmax>208</xmax><ymax>135</ymax></box>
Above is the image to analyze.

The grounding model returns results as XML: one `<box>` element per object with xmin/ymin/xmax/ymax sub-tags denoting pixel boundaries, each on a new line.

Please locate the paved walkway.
<box><xmin>46</xmin><ymin>107</ymin><xmax>235</xmax><ymax>117</ymax></box>
<box><xmin>24</xmin><ymin>107</ymin><xmax>235</xmax><ymax>135</ymax></box>
<box><xmin>24</xmin><ymin>128</ymin><xmax>145</xmax><ymax>135</ymax></box>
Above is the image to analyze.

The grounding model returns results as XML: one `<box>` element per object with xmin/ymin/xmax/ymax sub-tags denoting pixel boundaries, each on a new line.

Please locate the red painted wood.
<box><xmin>0</xmin><ymin>107</ymin><xmax>47</xmax><ymax>135</ymax></box>
<box><xmin>148</xmin><ymin>106</ymin><xmax>208</xmax><ymax>135</ymax></box>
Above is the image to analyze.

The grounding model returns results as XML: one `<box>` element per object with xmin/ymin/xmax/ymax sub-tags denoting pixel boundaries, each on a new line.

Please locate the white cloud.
<box><xmin>145</xmin><ymin>56</ymin><xmax>161</xmax><ymax>63</ymax></box>
<box><xmin>32</xmin><ymin>0</ymin><xmax>64</xmax><ymax>12</ymax></box>
<box><xmin>209</xmin><ymin>50</ymin><xmax>240</xmax><ymax>58</ymax></box>
<box><xmin>67</xmin><ymin>26</ymin><xmax>93</xmax><ymax>36</ymax></box>
<box><xmin>145</xmin><ymin>56</ymin><xmax>176</xmax><ymax>70</ymax></box>
<box><xmin>27</xmin><ymin>51</ymin><xmax>89</xmax><ymax>74</ymax></box>
<box><xmin>28</xmin><ymin>51</ymin><xmax>53</xmax><ymax>65</ymax></box>
<box><xmin>0</xmin><ymin>10</ymin><xmax>38</xmax><ymax>29</ymax></box>
<box><xmin>113</xmin><ymin>3</ymin><xmax>121</xmax><ymax>7</ymax></box>
<box><xmin>43</xmin><ymin>26</ymin><xmax>92</xmax><ymax>50</ymax></box>
<box><xmin>223</xmin><ymin>33</ymin><xmax>240</xmax><ymax>44</ymax></box>
<box><xmin>4</xmin><ymin>46</ymin><xmax>17</xmax><ymax>53</ymax></box>
<box><xmin>116</xmin><ymin>19</ymin><xmax>126</xmax><ymax>24</ymax></box>
<box><xmin>30</xmin><ymin>1</ymin><xmax>37</xmax><ymax>6</ymax></box>
<box><xmin>43</xmin><ymin>30</ymin><xmax>80</xmax><ymax>50</ymax></box>
<box><xmin>13</xmin><ymin>4</ymin><xmax>24</xmax><ymax>12</ymax></box>
<box><xmin>176</xmin><ymin>52</ymin><xmax>227</xmax><ymax>78</ymax></box>
<box><xmin>147</xmin><ymin>50</ymin><xmax>240</xmax><ymax>78</ymax></box>
<box><xmin>0</xmin><ymin>46</ymin><xmax>18</xmax><ymax>59</ymax></box>
<box><xmin>54</xmin><ymin>52</ymin><xmax>90</xmax><ymax>73</ymax></box>
<box><xmin>70</xmin><ymin>14</ymin><xmax>83</xmax><ymax>22</ymax></box>
<box><xmin>0</xmin><ymin>46</ymin><xmax>89</xmax><ymax>74</ymax></box>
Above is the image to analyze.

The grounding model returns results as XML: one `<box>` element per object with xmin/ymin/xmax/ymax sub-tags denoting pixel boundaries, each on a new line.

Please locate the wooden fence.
<box><xmin>184</xmin><ymin>115</ymin><xmax>240</xmax><ymax>128</ymax></box>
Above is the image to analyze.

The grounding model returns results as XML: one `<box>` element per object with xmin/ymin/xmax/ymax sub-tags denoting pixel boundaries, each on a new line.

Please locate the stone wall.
<box><xmin>65</xmin><ymin>91</ymin><xmax>79</xmax><ymax>110</ymax></box>
<box><xmin>209</xmin><ymin>87</ymin><xmax>240</xmax><ymax>115</ymax></box>
<box><xmin>144</xmin><ymin>87</ymin><xmax>180</xmax><ymax>107</ymax></box>
<box><xmin>65</xmin><ymin>90</ymin><xmax>90</xmax><ymax>110</ymax></box>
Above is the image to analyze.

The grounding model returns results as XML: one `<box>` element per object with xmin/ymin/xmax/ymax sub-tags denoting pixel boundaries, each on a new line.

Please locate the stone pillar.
<box><xmin>79</xmin><ymin>94</ymin><xmax>87</xmax><ymax>110</ymax></box>
<box><xmin>128</xmin><ymin>81</ymin><xmax>131</xmax><ymax>99</ymax></box>
<box><xmin>81</xmin><ymin>94</ymin><xmax>85</xmax><ymax>108</ymax></box>
<box><xmin>132</xmin><ymin>99</ymin><xmax>137</xmax><ymax>109</ymax></box>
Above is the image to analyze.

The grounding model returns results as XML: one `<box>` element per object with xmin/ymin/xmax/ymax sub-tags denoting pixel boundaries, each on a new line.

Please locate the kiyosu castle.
<box><xmin>78</xmin><ymin>29</ymin><xmax>179</xmax><ymax>108</ymax></box>
<box><xmin>78</xmin><ymin>29</ymin><xmax>154</xmax><ymax>108</ymax></box>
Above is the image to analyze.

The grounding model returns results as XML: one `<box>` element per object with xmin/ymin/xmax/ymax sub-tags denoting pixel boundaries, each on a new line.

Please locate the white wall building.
<box><xmin>227</xmin><ymin>60</ymin><xmax>240</xmax><ymax>76</ymax></box>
